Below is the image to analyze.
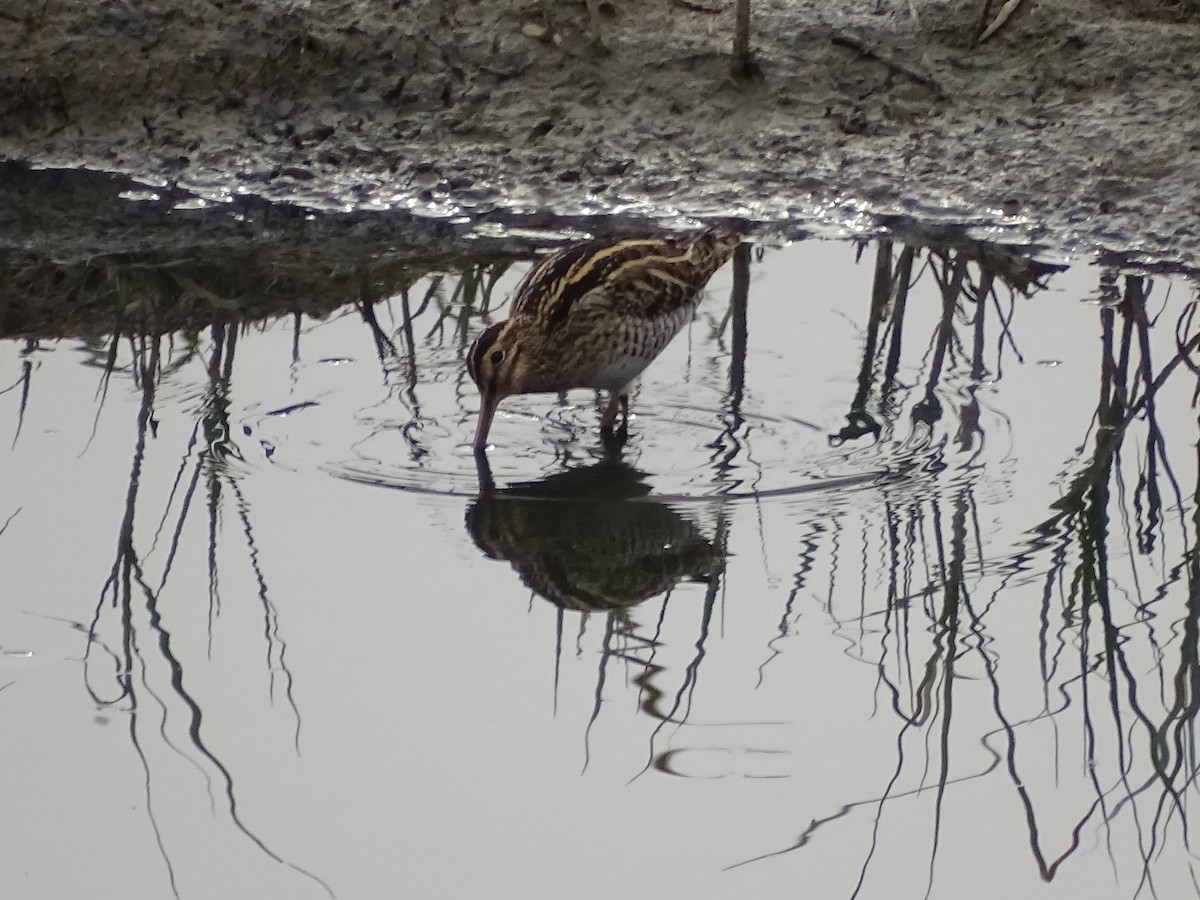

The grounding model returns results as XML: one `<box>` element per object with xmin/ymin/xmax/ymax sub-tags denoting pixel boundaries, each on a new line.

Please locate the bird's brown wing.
<box><xmin>510</xmin><ymin>231</ymin><xmax>741</xmax><ymax>333</ymax></box>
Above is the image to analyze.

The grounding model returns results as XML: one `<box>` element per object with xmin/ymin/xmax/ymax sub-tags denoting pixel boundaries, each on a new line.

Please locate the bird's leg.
<box><xmin>600</xmin><ymin>391</ymin><xmax>621</xmax><ymax>432</ymax></box>
<box><xmin>599</xmin><ymin>388</ymin><xmax>631</xmax><ymax>448</ymax></box>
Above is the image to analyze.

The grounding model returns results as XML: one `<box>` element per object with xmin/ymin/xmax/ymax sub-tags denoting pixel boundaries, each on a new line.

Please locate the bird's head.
<box><xmin>467</xmin><ymin>321</ymin><xmax>532</xmax><ymax>451</ymax></box>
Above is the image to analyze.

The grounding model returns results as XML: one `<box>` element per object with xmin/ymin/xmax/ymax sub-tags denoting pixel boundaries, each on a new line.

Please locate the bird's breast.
<box><xmin>578</xmin><ymin>302</ymin><xmax>697</xmax><ymax>389</ymax></box>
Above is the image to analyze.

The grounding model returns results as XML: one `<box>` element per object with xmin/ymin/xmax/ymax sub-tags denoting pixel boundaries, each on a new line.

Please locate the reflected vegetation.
<box><xmin>6</xmin><ymin>217</ymin><xmax>1200</xmax><ymax>898</ymax></box>
<box><xmin>731</xmin><ymin>249</ymin><xmax>1200</xmax><ymax>894</ymax></box>
<box><xmin>80</xmin><ymin>324</ymin><xmax>333</xmax><ymax>899</ymax></box>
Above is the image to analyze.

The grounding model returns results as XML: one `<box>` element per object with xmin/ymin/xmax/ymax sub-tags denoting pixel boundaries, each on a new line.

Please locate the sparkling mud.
<box><xmin>1</xmin><ymin>0</ymin><xmax>1199</xmax><ymax>272</ymax></box>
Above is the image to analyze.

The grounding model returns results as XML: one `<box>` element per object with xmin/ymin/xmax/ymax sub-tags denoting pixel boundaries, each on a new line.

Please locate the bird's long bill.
<box><xmin>473</xmin><ymin>391</ymin><xmax>500</xmax><ymax>452</ymax></box>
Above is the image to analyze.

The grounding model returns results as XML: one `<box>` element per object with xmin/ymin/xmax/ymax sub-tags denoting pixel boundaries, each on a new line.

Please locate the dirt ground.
<box><xmin>2</xmin><ymin>0</ymin><xmax>1199</xmax><ymax>269</ymax></box>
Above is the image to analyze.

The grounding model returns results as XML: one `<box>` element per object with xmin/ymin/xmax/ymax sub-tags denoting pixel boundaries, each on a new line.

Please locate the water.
<box><xmin>2</xmin><ymin>231</ymin><xmax>1199</xmax><ymax>900</ymax></box>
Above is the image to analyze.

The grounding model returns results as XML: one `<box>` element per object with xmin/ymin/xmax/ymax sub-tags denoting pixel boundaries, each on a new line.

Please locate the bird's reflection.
<box><xmin>466</xmin><ymin>457</ymin><xmax>725</xmax><ymax>611</ymax></box>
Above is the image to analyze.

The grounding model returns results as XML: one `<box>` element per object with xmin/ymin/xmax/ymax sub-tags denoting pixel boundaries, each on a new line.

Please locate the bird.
<box><xmin>466</xmin><ymin>229</ymin><xmax>741</xmax><ymax>452</ymax></box>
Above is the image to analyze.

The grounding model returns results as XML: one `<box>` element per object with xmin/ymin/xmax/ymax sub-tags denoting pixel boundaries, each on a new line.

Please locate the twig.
<box><xmin>0</xmin><ymin>507</ymin><xmax>21</xmax><ymax>538</ymax></box>
<box><xmin>669</xmin><ymin>0</ymin><xmax>721</xmax><ymax>13</ymax></box>
<box><xmin>830</xmin><ymin>32</ymin><xmax>947</xmax><ymax>99</ymax></box>
<box><xmin>731</xmin><ymin>0</ymin><xmax>759</xmax><ymax>79</ymax></box>
<box><xmin>974</xmin><ymin>0</ymin><xmax>996</xmax><ymax>40</ymax></box>
<box><xmin>1125</xmin><ymin>330</ymin><xmax>1200</xmax><ymax>424</ymax></box>
<box><xmin>977</xmin><ymin>0</ymin><xmax>1029</xmax><ymax>44</ymax></box>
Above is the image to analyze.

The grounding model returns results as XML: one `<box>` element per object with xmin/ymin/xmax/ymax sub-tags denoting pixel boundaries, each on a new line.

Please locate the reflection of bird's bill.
<box><xmin>473</xmin><ymin>446</ymin><xmax>496</xmax><ymax>494</ymax></box>
<box><xmin>473</xmin><ymin>390</ymin><xmax>499</xmax><ymax>451</ymax></box>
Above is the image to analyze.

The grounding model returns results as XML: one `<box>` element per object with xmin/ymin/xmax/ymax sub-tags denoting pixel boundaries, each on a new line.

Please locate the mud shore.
<box><xmin>2</xmin><ymin>0</ymin><xmax>1199</xmax><ymax>269</ymax></box>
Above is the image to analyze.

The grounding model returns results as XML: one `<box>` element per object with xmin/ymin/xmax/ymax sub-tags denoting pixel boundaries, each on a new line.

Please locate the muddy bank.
<box><xmin>0</xmin><ymin>163</ymin><xmax>1069</xmax><ymax>339</ymax></box>
<box><xmin>2</xmin><ymin>1</ymin><xmax>1199</xmax><ymax>268</ymax></box>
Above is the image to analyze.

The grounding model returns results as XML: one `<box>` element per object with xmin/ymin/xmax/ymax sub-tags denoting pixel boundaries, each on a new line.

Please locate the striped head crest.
<box><xmin>467</xmin><ymin>321</ymin><xmax>506</xmax><ymax>390</ymax></box>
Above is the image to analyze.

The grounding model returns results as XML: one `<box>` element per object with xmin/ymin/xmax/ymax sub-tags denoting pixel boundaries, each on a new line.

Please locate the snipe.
<box><xmin>467</xmin><ymin>230</ymin><xmax>741</xmax><ymax>452</ymax></box>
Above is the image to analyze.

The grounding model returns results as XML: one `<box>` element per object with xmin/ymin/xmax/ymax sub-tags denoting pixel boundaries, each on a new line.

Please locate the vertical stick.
<box><xmin>914</xmin><ymin>253</ymin><xmax>968</xmax><ymax>426</ymax></box>
<box><xmin>971</xmin><ymin>271</ymin><xmax>992</xmax><ymax>381</ymax></box>
<box><xmin>732</xmin><ymin>0</ymin><xmax>757</xmax><ymax>78</ymax></box>
<box><xmin>727</xmin><ymin>242</ymin><xmax>751</xmax><ymax>423</ymax></box>
<box><xmin>883</xmin><ymin>245</ymin><xmax>916</xmax><ymax>389</ymax></box>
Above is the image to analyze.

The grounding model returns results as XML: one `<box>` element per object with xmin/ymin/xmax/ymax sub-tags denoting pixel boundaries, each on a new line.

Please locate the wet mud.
<box><xmin>2</xmin><ymin>0</ymin><xmax>1199</xmax><ymax>271</ymax></box>
<box><xmin>0</xmin><ymin>161</ymin><xmax>1065</xmax><ymax>339</ymax></box>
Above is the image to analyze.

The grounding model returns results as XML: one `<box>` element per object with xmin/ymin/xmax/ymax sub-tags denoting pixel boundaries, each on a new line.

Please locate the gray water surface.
<box><xmin>2</xmin><ymin>235</ymin><xmax>1197</xmax><ymax>900</ymax></box>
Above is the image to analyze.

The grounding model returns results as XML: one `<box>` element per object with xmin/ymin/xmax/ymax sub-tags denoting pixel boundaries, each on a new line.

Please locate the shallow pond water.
<box><xmin>3</xmin><ymin>232</ymin><xmax>1200</xmax><ymax>900</ymax></box>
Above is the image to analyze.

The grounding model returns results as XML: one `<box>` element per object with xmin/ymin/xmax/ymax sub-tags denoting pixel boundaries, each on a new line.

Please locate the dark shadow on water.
<box><xmin>467</xmin><ymin>452</ymin><xmax>729</xmax><ymax>771</ymax></box>
<box><xmin>467</xmin><ymin>456</ymin><xmax>726</xmax><ymax>613</ymax></box>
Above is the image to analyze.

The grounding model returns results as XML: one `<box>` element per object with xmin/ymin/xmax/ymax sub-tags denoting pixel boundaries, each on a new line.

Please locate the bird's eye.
<box><xmin>490</xmin><ymin>349</ymin><xmax>505</xmax><ymax>366</ymax></box>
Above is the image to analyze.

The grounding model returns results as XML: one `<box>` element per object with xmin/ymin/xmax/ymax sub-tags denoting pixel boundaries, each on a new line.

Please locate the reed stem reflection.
<box><xmin>77</xmin><ymin>301</ymin><xmax>332</xmax><ymax>897</ymax></box>
<box><xmin>10</xmin><ymin>224</ymin><xmax>1200</xmax><ymax>898</ymax></box>
<box><xmin>742</xmin><ymin>255</ymin><xmax>1200</xmax><ymax>896</ymax></box>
